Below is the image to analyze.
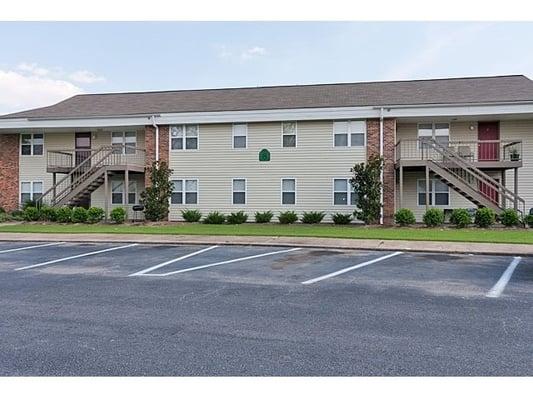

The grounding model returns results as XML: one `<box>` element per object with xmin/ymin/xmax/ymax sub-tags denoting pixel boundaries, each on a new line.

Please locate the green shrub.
<box><xmin>87</xmin><ymin>207</ymin><xmax>105</xmax><ymax>224</ymax></box>
<box><xmin>255</xmin><ymin>211</ymin><xmax>274</xmax><ymax>223</ymax></box>
<box><xmin>181</xmin><ymin>209</ymin><xmax>202</xmax><ymax>222</ymax></box>
<box><xmin>301</xmin><ymin>211</ymin><xmax>325</xmax><ymax>224</ymax></box>
<box><xmin>10</xmin><ymin>210</ymin><xmax>25</xmax><ymax>221</ymax></box>
<box><xmin>141</xmin><ymin>161</ymin><xmax>174</xmax><ymax>221</ymax></box>
<box><xmin>394</xmin><ymin>208</ymin><xmax>416</xmax><ymax>226</ymax></box>
<box><xmin>0</xmin><ymin>206</ymin><xmax>5</xmax><ymax>214</ymax></box>
<box><xmin>39</xmin><ymin>206</ymin><xmax>57</xmax><ymax>222</ymax></box>
<box><xmin>525</xmin><ymin>214</ymin><xmax>533</xmax><ymax>228</ymax></box>
<box><xmin>332</xmin><ymin>213</ymin><xmax>352</xmax><ymax>225</ymax></box>
<box><xmin>500</xmin><ymin>208</ymin><xmax>520</xmax><ymax>227</ymax></box>
<box><xmin>22</xmin><ymin>199</ymin><xmax>37</xmax><ymax>210</ymax></box>
<box><xmin>0</xmin><ymin>212</ymin><xmax>8</xmax><ymax>223</ymax></box>
<box><xmin>422</xmin><ymin>208</ymin><xmax>445</xmax><ymax>227</ymax></box>
<box><xmin>203</xmin><ymin>211</ymin><xmax>226</xmax><ymax>224</ymax></box>
<box><xmin>449</xmin><ymin>208</ymin><xmax>472</xmax><ymax>228</ymax></box>
<box><xmin>55</xmin><ymin>207</ymin><xmax>72</xmax><ymax>223</ymax></box>
<box><xmin>278</xmin><ymin>211</ymin><xmax>298</xmax><ymax>224</ymax></box>
<box><xmin>23</xmin><ymin>206</ymin><xmax>40</xmax><ymax>221</ymax></box>
<box><xmin>110</xmin><ymin>207</ymin><xmax>127</xmax><ymax>224</ymax></box>
<box><xmin>474</xmin><ymin>208</ymin><xmax>496</xmax><ymax>228</ymax></box>
<box><xmin>71</xmin><ymin>207</ymin><xmax>88</xmax><ymax>223</ymax></box>
<box><xmin>227</xmin><ymin>211</ymin><xmax>248</xmax><ymax>224</ymax></box>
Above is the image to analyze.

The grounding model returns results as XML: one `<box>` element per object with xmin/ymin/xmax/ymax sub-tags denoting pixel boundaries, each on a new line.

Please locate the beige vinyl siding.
<box><xmin>168</xmin><ymin>121</ymin><xmax>366</xmax><ymax>221</ymax></box>
<box><xmin>90</xmin><ymin>173</ymin><xmax>145</xmax><ymax>220</ymax></box>
<box><xmin>396</xmin><ymin>121</ymin><xmax>478</xmax><ymax>143</ymax></box>
<box><xmin>19</xmin><ymin>132</ymin><xmax>75</xmax><ymax>204</ymax></box>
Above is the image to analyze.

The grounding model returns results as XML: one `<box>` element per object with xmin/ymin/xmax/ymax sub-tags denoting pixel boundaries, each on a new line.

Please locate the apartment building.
<box><xmin>1</xmin><ymin>75</ymin><xmax>533</xmax><ymax>224</ymax></box>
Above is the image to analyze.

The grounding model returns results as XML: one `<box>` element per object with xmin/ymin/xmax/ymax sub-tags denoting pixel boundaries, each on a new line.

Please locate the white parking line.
<box><xmin>15</xmin><ymin>243</ymin><xmax>139</xmax><ymax>271</ymax></box>
<box><xmin>144</xmin><ymin>247</ymin><xmax>301</xmax><ymax>277</ymax></box>
<box><xmin>0</xmin><ymin>242</ymin><xmax>65</xmax><ymax>254</ymax></box>
<box><xmin>129</xmin><ymin>245</ymin><xmax>219</xmax><ymax>276</ymax></box>
<box><xmin>301</xmin><ymin>251</ymin><xmax>403</xmax><ymax>285</ymax></box>
<box><xmin>486</xmin><ymin>256</ymin><xmax>522</xmax><ymax>298</ymax></box>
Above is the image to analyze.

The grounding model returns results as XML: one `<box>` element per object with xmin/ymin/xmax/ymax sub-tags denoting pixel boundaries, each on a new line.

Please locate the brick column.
<box><xmin>144</xmin><ymin>124</ymin><xmax>169</xmax><ymax>187</ymax></box>
<box><xmin>366</xmin><ymin>119</ymin><xmax>396</xmax><ymax>225</ymax></box>
<box><xmin>0</xmin><ymin>134</ymin><xmax>19</xmax><ymax>212</ymax></box>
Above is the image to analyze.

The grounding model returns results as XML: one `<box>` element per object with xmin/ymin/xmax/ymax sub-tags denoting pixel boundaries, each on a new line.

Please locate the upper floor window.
<box><xmin>112</xmin><ymin>132</ymin><xmax>137</xmax><ymax>154</ymax></box>
<box><xmin>281</xmin><ymin>178</ymin><xmax>296</xmax><ymax>205</ymax></box>
<box><xmin>333</xmin><ymin>121</ymin><xmax>365</xmax><ymax>147</ymax></box>
<box><xmin>20</xmin><ymin>181</ymin><xmax>43</xmax><ymax>204</ymax></box>
<box><xmin>171</xmin><ymin>179</ymin><xmax>198</xmax><ymax>204</ymax></box>
<box><xmin>333</xmin><ymin>179</ymin><xmax>357</xmax><ymax>205</ymax></box>
<box><xmin>111</xmin><ymin>180</ymin><xmax>137</xmax><ymax>204</ymax></box>
<box><xmin>20</xmin><ymin>133</ymin><xmax>44</xmax><ymax>156</ymax></box>
<box><xmin>417</xmin><ymin>123</ymin><xmax>450</xmax><ymax>146</ymax></box>
<box><xmin>232</xmin><ymin>124</ymin><xmax>247</xmax><ymax>149</ymax></box>
<box><xmin>232</xmin><ymin>178</ymin><xmax>246</xmax><ymax>204</ymax></box>
<box><xmin>282</xmin><ymin>122</ymin><xmax>297</xmax><ymax>148</ymax></box>
<box><xmin>171</xmin><ymin>125</ymin><xmax>199</xmax><ymax>150</ymax></box>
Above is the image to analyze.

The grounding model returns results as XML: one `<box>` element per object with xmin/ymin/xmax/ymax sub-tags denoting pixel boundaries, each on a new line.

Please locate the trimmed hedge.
<box><xmin>394</xmin><ymin>208</ymin><xmax>416</xmax><ymax>226</ymax></box>
<box><xmin>23</xmin><ymin>206</ymin><xmax>40</xmax><ymax>221</ymax></box>
<box><xmin>203</xmin><ymin>211</ymin><xmax>226</xmax><ymax>224</ymax></box>
<box><xmin>181</xmin><ymin>209</ymin><xmax>202</xmax><ymax>222</ymax></box>
<box><xmin>474</xmin><ymin>208</ymin><xmax>496</xmax><ymax>228</ymax></box>
<box><xmin>500</xmin><ymin>209</ymin><xmax>520</xmax><ymax>227</ymax></box>
<box><xmin>87</xmin><ymin>207</ymin><xmax>105</xmax><ymax>224</ymax></box>
<box><xmin>332</xmin><ymin>213</ymin><xmax>352</xmax><ymax>225</ymax></box>
<box><xmin>422</xmin><ymin>208</ymin><xmax>444</xmax><ymax>227</ymax></box>
<box><xmin>110</xmin><ymin>207</ymin><xmax>127</xmax><ymax>224</ymax></box>
<box><xmin>71</xmin><ymin>207</ymin><xmax>88</xmax><ymax>223</ymax></box>
<box><xmin>449</xmin><ymin>208</ymin><xmax>472</xmax><ymax>228</ymax></box>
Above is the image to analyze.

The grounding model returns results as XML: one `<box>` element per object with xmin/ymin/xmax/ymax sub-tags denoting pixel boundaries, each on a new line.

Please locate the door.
<box><xmin>478</xmin><ymin>122</ymin><xmax>500</xmax><ymax>161</ymax></box>
<box><xmin>75</xmin><ymin>132</ymin><xmax>92</xmax><ymax>166</ymax></box>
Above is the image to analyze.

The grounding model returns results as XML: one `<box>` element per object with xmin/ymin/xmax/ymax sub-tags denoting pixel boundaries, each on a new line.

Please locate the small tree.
<box><xmin>350</xmin><ymin>156</ymin><xmax>383</xmax><ymax>224</ymax></box>
<box><xmin>140</xmin><ymin>161</ymin><xmax>174</xmax><ymax>221</ymax></box>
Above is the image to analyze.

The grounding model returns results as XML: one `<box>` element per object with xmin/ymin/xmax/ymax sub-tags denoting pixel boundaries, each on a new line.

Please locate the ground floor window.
<box><xmin>111</xmin><ymin>180</ymin><xmax>137</xmax><ymax>204</ymax></box>
<box><xmin>232</xmin><ymin>178</ymin><xmax>246</xmax><ymax>205</ymax></box>
<box><xmin>171</xmin><ymin>179</ymin><xmax>198</xmax><ymax>205</ymax></box>
<box><xmin>20</xmin><ymin>181</ymin><xmax>43</xmax><ymax>204</ymax></box>
<box><xmin>333</xmin><ymin>179</ymin><xmax>357</xmax><ymax>205</ymax></box>
<box><xmin>281</xmin><ymin>178</ymin><xmax>296</xmax><ymax>205</ymax></box>
<box><xmin>417</xmin><ymin>179</ymin><xmax>450</xmax><ymax>206</ymax></box>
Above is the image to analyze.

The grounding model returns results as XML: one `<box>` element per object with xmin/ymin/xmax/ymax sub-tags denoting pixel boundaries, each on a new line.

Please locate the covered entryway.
<box><xmin>478</xmin><ymin>122</ymin><xmax>500</xmax><ymax>161</ymax></box>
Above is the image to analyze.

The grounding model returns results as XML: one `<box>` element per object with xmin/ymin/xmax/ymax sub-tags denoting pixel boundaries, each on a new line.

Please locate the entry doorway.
<box><xmin>75</xmin><ymin>132</ymin><xmax>92</xmax><ymax>166</ymax></box>
<box><xmin>478</xmin><ymin>122</ymin><xmax>500</xmax><ymax>161</ymax></box>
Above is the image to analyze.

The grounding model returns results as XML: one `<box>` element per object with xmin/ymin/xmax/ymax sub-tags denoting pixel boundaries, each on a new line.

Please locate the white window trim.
<box><xmin>416</xmin><ymin>122</ymin><xmax>450</xmax><ymax>146</ymax></box>
<box><xmin>232</xmin><ymin>178</ymin><xmax>247</xmax><ymax>205</ymax></box>
<box><xmin>111</xmin><ymin>131</ymin><xmax>137</xmax><ymax>155</ymax></box>
<box><xmin>416</xmin><ymin>178</ymin><xmax>450</xmax><ymax>207</ymax></box>
<box><xmin>20</xmin><ymin>133</ymin><xmax>44</xmax><ymax>156</ymax></box>
<box><xmin>170</xmin><ymin>124</ymin><xmax>200</xmax><ymax>151</ymax></box>
<box><xmin>110</xmin><ymin>179</ymin><xmax>138</xmax><ymax>205</ymax></box>
<box><xmin>170</xmin><ymin>178</ymin><xmax>200</xmax><ymax>205</ymax></box>
<box><xmin>280</xmin><ymin>177</ymin><xmax>297</xmax><ymax>206</ymax></box>
<box><xmin>232</xmin><ymin>123</ymin><xmax>248</xmax><ymax>150</ymax></box>
<box><xmin>20</xmin><ymin>180</ymin><xmax>44</xmax><ymax>203</ymax></box>
<box><xmin>332</xmin><ymin>120</ymin><xmax>366</xmax><ymax>148</ymax></box>
<box><xmin>281</xmin><ymin>121</ymin><xmax>298</xmax><ymax>148</ymax></box>
<box><xmin>332</xmin><ymin>178</ymin><xmax>357</xmax><ymax>206</ymax></box>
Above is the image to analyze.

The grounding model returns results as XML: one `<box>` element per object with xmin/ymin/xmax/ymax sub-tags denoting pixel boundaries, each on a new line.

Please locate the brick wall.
<box><xmin>144</xmin><ymin>124</ymin><xmax>169</xmax><ymax>187</ymax></box>
<box><xmin>0</xmin><ymin>134</ymin><xmax>19</xmax><ymax>211</ymax></box>
<box><xmin>366</xmin><ymin>119</ymin><xmax>396</xmax><ymax>225</ymax></box>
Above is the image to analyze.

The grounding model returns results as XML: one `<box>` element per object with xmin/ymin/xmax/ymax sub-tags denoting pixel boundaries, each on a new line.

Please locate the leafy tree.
<box><xmin>350</xmin><ymin>155</ymin><xmax>383</xmax><ymax>224</ymax></box>
<box><xmin>140</xmin><ymin>161</ymin><xmax>174</xmax><ymax>221</ymax></box>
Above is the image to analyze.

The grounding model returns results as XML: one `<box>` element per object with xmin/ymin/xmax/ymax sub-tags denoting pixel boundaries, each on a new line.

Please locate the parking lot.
<box><xmin>0</xmin><ymin>240</ymin><xmax>532</xmax><ymax>375</ymax></box>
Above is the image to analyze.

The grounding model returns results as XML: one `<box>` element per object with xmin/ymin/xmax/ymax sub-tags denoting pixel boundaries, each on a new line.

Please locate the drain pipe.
<box><xmin>379</xmin><ymin>107</ymin><xmax>384</xmax><ymax>225</ymax></box>
<box><xmin>150</xmin><ymin>115</ymin><xmax>159</xmax><ymax>162</ymax></box>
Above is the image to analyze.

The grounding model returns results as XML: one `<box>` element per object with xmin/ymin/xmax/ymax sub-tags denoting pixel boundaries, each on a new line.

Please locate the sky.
<box><xmin>1</xmin><ymin>21</ymin><xmax>533</xmax><ymax>115</ymax></box>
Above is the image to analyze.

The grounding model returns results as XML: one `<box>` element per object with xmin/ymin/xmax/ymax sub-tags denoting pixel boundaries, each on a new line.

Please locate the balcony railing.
<box><xmin>396</xmin><ymin>139</ymin><xmax>522</xmax><ymax>163</ymax></box>
<box><xmin>47</xmin><ymin>145</ymin><xmax>146</xmax><ymax>171</ymax></box>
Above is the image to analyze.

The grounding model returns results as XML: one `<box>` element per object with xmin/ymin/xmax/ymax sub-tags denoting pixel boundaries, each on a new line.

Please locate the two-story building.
<box><xmin>1</xmin><ymin>74</ymin><xmax>533</xmax><ymax>224</ymax></box>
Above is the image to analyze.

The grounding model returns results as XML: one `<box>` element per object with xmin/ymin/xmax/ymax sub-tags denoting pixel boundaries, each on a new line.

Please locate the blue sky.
<box><xmin>1</xmin><ymin>21</ymin><xmax>533</xmax><ymax>114</ymax></box>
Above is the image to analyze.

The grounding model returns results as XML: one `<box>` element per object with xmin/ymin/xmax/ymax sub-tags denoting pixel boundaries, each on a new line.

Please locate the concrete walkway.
<box><xmin>0</xmin><ymin>232</ymin><xmax>532</xmax><ymax>256</ymax></box>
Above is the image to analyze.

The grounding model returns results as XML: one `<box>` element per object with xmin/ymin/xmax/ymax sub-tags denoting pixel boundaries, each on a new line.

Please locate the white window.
<box><xmin>417</xmin><ymin>123</ymin><xmax>450</xmax><ymax>146</ymax></box>
<box><xmin>232</xmin><ymin>124</ymin><xmax>248</xmax><ymax>149</ymax></box>
<box><xmin>111</xmin><ymin>180</ymin><xmax>137</xmax><ymax>205</ymax></box>
<box><xmin>417</xmin><ymin>179</ymin><xmax>450</xmax><ymax>206</ymax></box>
<box><xmin>281</xmin><ymin>178</ymin><xmax>296</xmax><ymax>205</ymax></box>
<box><xmin>20</xmin><ymin>133</ymin><xmax>44</xmax><ymax>156</ymax></box>
<box><xmin>333</xmin><ymin>179</ymin><xmax>357</xmax><ymax>205</ymax></box>
<box><xmin>170</xmin><ymin>125</ymin><xmax>199</xmax><ymax>150</ymax></box>
<box><xmin>232</xmin><ymin>178</ymin><xmax>246</xmax><ymax>204</ymax></box>
<box><xmin>20</xmin><ymin>181</ymin><xmax>43</xmax><ymax>204</ymax></box>
<box><xmin>282</xmin><ymin>122</ymin><xmax>297</xmax><ymax>148</ymax></box>
<box><xmin>112</xmin><ymin>132</ymin><xmax>137</xmax><ymax>154</ymax></box>
<box><xmin>171</xmin><ymin>179</ymin><xmax>198</xmax><ymax>204</ymax></box>
<box><xmin>333</xmin><ymin>121</ymin><xmax>365</xmax><ymax>147</ymax></box>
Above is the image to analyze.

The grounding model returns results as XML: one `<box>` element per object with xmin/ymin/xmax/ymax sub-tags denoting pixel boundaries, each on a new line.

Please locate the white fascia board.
<box><xmin>384</xmin><ymin>103</ymin><xmax>533</xmax><ymax>118</ymax></box>
<box><xmin>0</xmin><ymin>116</ymin><xmax>152</xmax><ymax>130</ymax></box>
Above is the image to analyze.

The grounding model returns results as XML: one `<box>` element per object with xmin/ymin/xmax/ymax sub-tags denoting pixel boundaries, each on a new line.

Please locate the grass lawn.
<box><xmin>0</xmin><ymin>222</ymin><xmax>532</xmax><ymax>244</ymax></box>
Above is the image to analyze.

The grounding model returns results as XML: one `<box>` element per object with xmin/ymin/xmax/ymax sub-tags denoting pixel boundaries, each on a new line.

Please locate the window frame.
<box><xmin>417</xmin><ymin>178</ymin><xmax>450</xmax><ymax>206</ymax></box>
<box><xmin>280</xmin><ymin>177</ymin><xmax>297</xmax><ymax>206</ymax></box>
<box><xmin>417</xmin><ymin>122</ymin><xmax>450</xmax><ymax>148</ymax></box>
<box><xmin>170</xmin><ymin>124</ymin><xmax>200</xmax><ymax>151</ymax></box>
<box><xmin>281</xmin><ymin>121</ymin><xmax>297</xmax><ymax>148</ymax></box>
<box><xmin>332</xmin><ymin>178</ymin><xmax>357</xmax><ymax>206</ymax></box>
<box><xmin>170</xmin><ymin>178</ymin><xmax>199</xmax><ymax>205</ymax></box>
<box><xmin>111</xmin><ymin>131</ymin><xmax>137</xmax><ymax>155</ymax></box>
<box><xmin>20</xmin><ymin>180</ymin><xmax>43</xmax><ymax>204</ymax></box>
<box><xmin>232</xmin><ymin>123</ymin><xmax>248</xmax><ymax>150</ymax></box>
<box><xmin>333</xmin><ymin>121</ymin><xmax>366</xmax><ymax>148</ymax></box>
<box><xmin>110</xmin><ymin>180</ymin><xmax>137</xmax><ymax>205</ymax></box>
<box><xmin>232</xmin><ymin>178</ymin><xmax>247</xmax><ymax>205</ymax></box>
<box><xmin>20</xmin><ymin>133</ymin><xmax>44</xmax><ymax>156</ymax></box>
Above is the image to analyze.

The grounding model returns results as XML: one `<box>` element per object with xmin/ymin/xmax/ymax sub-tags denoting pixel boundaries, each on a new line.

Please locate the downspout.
<box><xmin>379</xmin><ymin>107</ymin><xmax>384</xmax><ymax>225</ymax></box>
<box><xmin>150</xmin><ymin>115</ymin><xmax>159</xmax><ymax>162</ymax></box>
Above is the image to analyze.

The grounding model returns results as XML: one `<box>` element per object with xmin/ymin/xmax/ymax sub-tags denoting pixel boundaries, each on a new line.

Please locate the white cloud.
<box><xmin>17</xmin><ymin>62</ymin><xmax>50</xmax><ymax>77</ymax></box>
<box><xmin>240</xmin><ymin>46</ymin><xmax>267</xmax><ymax>60</ymax></box>
<box><xmin>69</xmin><ymin>69</ymin><xmax>106</xmax><ymax>84</ymax></box>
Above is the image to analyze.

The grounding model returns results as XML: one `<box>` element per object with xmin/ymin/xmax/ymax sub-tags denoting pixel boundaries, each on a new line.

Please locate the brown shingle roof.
<box><xmin>3</xmin><ymin>75</ymin><xmax>533</xmax><ymax>119</ymax></box>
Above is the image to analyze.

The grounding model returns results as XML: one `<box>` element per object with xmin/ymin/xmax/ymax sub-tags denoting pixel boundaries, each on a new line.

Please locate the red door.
<box><xmin>478</xmin><ymin>121</ymin><xmax>500</xmax><ymax>161</ymax></box>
